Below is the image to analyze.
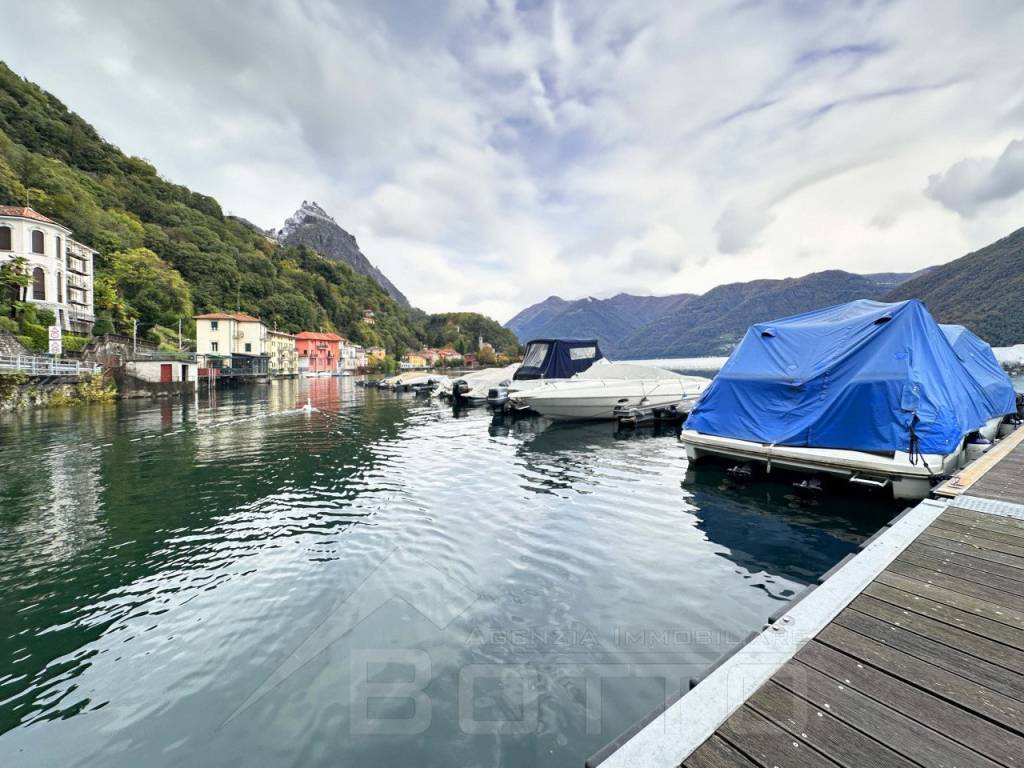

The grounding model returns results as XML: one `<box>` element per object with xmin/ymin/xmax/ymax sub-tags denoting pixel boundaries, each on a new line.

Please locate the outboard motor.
<box><xmin>452</xmin><ymin>380</ymin><xmax>471</xmax><ymax>402</ymax></box>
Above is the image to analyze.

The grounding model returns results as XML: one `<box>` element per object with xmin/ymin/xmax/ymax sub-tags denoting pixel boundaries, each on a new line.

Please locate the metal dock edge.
<box><xmin>590</xmin><ymin>497</ymin><xmax>947</xmax><ymax>768</ymax></box>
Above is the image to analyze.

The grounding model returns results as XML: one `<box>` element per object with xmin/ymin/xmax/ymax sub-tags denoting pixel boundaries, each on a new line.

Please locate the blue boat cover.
<box><xmin>687</xmin><ymin>300</ymin><xmax>1016</xmax><ymax>455</ymax></box>
<box><xmin>514</xmin><ymin>338</ymin><xmax>603</xmax><ymax>380</ymax></box>
<box><xmin>940</xmin><ymin>324</ymin><xmax>1017</xmax><ymax>417</ymax></box>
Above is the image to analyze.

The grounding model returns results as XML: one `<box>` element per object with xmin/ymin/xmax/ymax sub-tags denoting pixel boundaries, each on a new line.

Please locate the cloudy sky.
<box><xmin>4</xmin><ymin>0</ymin><xmax>1024</xmax><ymax>320</ymax></box>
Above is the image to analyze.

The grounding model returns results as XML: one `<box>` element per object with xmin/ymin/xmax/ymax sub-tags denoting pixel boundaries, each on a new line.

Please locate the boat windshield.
<box><xmin>521</xmin><ymin>343</ymin><xmax>549</xmax><ymax>369</ymax></box>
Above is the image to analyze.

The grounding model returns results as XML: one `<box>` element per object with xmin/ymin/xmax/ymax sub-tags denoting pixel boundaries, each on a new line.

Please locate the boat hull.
<box><xmin>679</xmin><ymin>429</ymin><xmax>967</xmax><ymax>500</ymax></box>
<box><xmin>510</xmin><ymin>378</ymin><xmax>708</xmax><ymax>420</ymax></box>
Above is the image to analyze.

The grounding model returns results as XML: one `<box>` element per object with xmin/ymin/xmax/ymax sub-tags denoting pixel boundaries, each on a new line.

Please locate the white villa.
<box><xmin>194</xmin><ymin>312</ymin><xmax>270</xmax><ymax>375</ymax></box>
<box><xmin>0</xmin><ymin>206</ymin><xmax>96</xmax><ymax>334</ymax></box>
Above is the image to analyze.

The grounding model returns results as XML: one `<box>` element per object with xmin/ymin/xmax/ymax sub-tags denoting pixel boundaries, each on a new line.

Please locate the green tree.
<box><xmin>107</xmin><ymin>247</ymin><xmax>193</xmax><ymax>331</ymax></box>
<box><xmin>0</xmin><ymin>255</ymin><xmax>28</xmax><ymax>311</ymax></box>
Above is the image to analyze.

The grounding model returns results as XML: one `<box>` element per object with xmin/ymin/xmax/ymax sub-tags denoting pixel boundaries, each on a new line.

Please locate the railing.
<box><xmin>0</xmin><ymin>354</ymin><xmax>102</xmax><ymax>377</ymax></box>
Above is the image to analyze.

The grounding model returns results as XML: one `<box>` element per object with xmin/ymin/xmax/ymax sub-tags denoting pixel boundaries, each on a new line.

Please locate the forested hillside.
<box><xmin>508</xmin><ymin>271</ymin><xmax>917</xmax><ymax>358</ymax></box>
<box><xmin>0</xmin><ymin>63</ymin><xmax>512</xmax><ymax>356</ymax></box>
<box><xmin>885</xmin><ymin>226</ymin><xmax>1024</xmax><ymax>345</ymax></box>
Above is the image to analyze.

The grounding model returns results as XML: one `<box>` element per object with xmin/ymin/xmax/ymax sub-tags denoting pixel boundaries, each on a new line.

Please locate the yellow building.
<box><xmin>194</xmin><ymin>313</ymin><xmax>269</xmax><ymax>374</ymax></box>
<box><xmin>402</xmin><ymin>352</ymin><xmax>427</xmax><ymax>369</ymax></box>
<box><xmin>366</xmin><ymin>346</ymin><xmax>386</xmax><ymax>364</ymax></box>
<box><xmin>267</xmin><ymin>329</ymin><xmax>298</xmax><ymax>377</ymax></box>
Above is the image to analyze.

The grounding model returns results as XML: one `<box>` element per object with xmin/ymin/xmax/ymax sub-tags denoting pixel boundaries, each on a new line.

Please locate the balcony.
<box><xmin>67</xmin><ymin>273</ymin><xmax>89</xmax><ymax>290</ymax></box>
<box><xmin>65</xmin><ymin>254</ymin><xmax>89</xmax><ymax>275</ymax></box>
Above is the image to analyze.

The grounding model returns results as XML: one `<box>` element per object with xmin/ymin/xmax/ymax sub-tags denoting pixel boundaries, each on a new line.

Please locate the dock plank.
<box><xmin>817</xmin><ymin>623</ymin><xmax>1024</xmax><ymax>734</ymax></box>
<box><xmin>875</xmin><ymin>570</ymin><xmax>1024</xmax><ymax>630</ymax></box>
<box><xmin>943</xmin><ymin>507</ymin><xmax>1024</xmax><ymax>537</ymax></box>
<box><xmin>863</xmin><ymin>580</ymin><xmax>1024</xmax><ymax>652</ymax></box>
<box><xmin>746</xmin><ymin>679</ymin><xmax>917</xmax><ymax>768</ymax></box>
<box><xmin>796</xmin><ymin>640</ymin><xmax>1024</xmax><ymax>767</ymax></box>
<box><xmin>834</xmin><ymin>608</ymin><xmax>1024</xmax><ymax>700</ymax></box>
<box><xmin>886</xmin><ymin>559</ymin><xmax>1024</xmax><ymax>609</ymax></box>
<box><xmin>904</xmin><ymin>541</ymin><xmax>1024</xmax><ymax>585</ymax></box>
<box><xmin>850</xmin><ymin>593</ymin><xmax>1024</xmax><ymax>673</ymax></box>
<box><xmin>933</xmin><ymin>516</ymin><xmax>1024</xmax><ymax>547</ymax></box>
<box><xmin>717</xmin><ymin>706</ymin><xmax>841</xmax><ymax>768</ymax></box>
<box><xmin>916</xmin><ymin>531</ymin><xmax>1024</xmax><ymax>573</ymax></box>
<box><xmin>896</xmin><ymin>548</ymin><xmax>1024</xmax><ymax>596</ymax></box>
<box><xmin>683</xmin><ymin>736</ymin><xmax>760</xmax><ymax>768</ymax></box>
<box><xmin>922</xmin><ymin>526</ymin><xmax>1024</xmax><ymax>559</ymax></box>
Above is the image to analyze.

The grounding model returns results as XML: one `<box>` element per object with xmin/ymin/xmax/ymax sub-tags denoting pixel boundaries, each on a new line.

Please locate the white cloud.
<box><xmin>2</xmin><ymin>0</ymin><xmax>1024</xmax><ymax>321</ymax></box>
<box><xmin>926</xmin><ymin>138</ymin><xmax>1024</xmax><ymax>217</ymax></box>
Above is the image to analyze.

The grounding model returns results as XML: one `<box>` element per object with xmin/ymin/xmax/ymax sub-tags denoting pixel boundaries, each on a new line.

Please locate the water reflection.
<box><xmin>0</xmin><ymin>381</ymin><xmax>890</xmax><ymax>767</ymax></box>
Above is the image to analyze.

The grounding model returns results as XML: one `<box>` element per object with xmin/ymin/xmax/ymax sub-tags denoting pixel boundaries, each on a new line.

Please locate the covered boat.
<box><xmin>508</xmin><ymin>363</ymin><xmax>710</xmax><ymax>420</ymax></box>
<box><xmin>680</xmin><ymin>299</ymin><xmax>1017</xmax><ymax>499</ymax></box>
<box><xmin>497</xmin><ymin>338</ymin><xmax>605</xmax><ymax>409</ymax></box>
<box><xmin>448</xmin><ymin>363</ymin><xmax>520</xmax><ymax>404</ymax></box>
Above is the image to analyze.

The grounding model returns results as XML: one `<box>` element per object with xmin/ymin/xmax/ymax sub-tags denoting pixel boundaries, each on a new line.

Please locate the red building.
<box><xmin>295</xmin><ymin>332</ymin><xmax>341</xmax><ymax>374</ymax></box>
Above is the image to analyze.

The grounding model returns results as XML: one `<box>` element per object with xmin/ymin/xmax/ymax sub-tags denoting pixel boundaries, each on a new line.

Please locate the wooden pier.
<box><xmin>591</xmin><ymin>435</ymin><xmax>1024</xmax><ymax>768</ymax></box>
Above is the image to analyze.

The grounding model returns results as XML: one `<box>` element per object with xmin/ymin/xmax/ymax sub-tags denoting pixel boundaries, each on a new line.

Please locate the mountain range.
<box><xmin>507</xmin><ymin>271</ymin><xmax>923</xmax><ymax>358</ymax></box>
<box><xmin>509</xmin><ymin>222</ymin><xmax>1024</xmax><ymax>359</ymax></box>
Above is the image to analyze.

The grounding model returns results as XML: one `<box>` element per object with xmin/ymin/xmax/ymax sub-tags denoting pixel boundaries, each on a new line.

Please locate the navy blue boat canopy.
<box><xmin>514</xmin><ymin>338</ymin><xmax>604</xmax><ymax>380</ymax></box>
<box><xmin>686</xmin><ymin>299</ymin><xmax>1016</xmax><ymax>455</ymax></box>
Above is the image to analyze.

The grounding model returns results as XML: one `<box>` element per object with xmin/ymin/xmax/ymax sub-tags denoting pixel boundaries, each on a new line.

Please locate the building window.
<box><xmin>211</xmin><ymin>320</ymin><xmax>219</xmax><ymax>331</ymax></box>
<box><xmin>245</xmin><ymin>342</ymin><xmax>252</xmax><ymax>352</ymax></box>
<box><xmin>32</xmin><ymin>267</ymin><xmax>45</xmax><ymax>300</ymax></box>
<box><xmin>55</xmin><ymin>236</ymin><xmax>61</xmax><ymax>258</ymax></box>
<box><xmin>56</xmin><ymin>271</ymin><xmax>62</xmax><ymax>303</ymax></box>
<box><xmin>211</xmin><ymin>341</ymin><xmax>219</xmax><ymax>352</ymax></box>
<box><xmin>31</xmin><ymin>230</ymin><xmax>44</xmax><ymax>254</ymax></box>
<box><xmin>0</xmin><ymin>226</ymin><xmax>11</xmax><ymax>251</ymax></box>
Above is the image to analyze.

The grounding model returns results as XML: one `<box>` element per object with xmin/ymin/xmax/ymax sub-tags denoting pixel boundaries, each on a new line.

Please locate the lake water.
<box><xmin>0</xmin><ymin>378</ymin><xmax>901</xmax><ymax>767</ymax></box>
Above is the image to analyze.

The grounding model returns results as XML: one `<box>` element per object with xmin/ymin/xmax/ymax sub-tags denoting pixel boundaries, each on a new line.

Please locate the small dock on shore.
<box><xmin>591</xmin><ymin>432</ymin><xmax>1024</xmax><ymax>768</ymax></box>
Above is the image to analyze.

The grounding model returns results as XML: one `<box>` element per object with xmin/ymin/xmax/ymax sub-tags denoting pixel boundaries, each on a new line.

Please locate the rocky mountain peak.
<box><xmin>277</xmin><ymin>200</ymin><xmax>337</xmax><ymax>240</ymax></box>
<box><xmin>273</xmin><ymin>200</ymin><xmax>410</xmax><ymax>307</ymax></box>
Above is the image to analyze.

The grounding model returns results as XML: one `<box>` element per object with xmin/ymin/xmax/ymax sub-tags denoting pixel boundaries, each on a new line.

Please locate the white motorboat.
<box><xmin>492</xmin><ymin>338</ymin><xmax>606</xmax><ymax>409</ymax></box>
<box><xmin>450</xmin><ymin>364</ymin><xmax>520</xmax><ymax>404</ymax></box>
<box><xmin>508</xmin><ymin>363</ymin><xmax>710</xmax><ymax>420</ymax></box>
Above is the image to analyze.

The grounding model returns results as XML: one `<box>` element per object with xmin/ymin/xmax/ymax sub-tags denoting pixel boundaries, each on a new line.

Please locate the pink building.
<box><xmin>295</xmin><ymin>332</ymin><xmax>341</xmax><ymax>374</ymax></box>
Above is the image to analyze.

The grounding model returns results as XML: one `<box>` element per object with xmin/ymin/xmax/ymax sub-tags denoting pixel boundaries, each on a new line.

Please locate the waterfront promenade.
<box><xmin>592</xmin><ymin>431</ymin><xmax>1024</xmax><ymax>768</ymax></box>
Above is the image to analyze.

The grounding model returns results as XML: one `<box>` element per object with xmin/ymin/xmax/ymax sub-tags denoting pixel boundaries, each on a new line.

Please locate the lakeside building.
<box><xmin>194</xmin><ymin>312</ymin><xmax>270</xmax><ymax>376</ymax></box>
<box><xmin>352</xmin><ymin>343</ymin><xmax>367</xmax><ymax>371</ymax></box>
<box><xmin>339</xmin><ymin>339</ymin><xmax>367</xmax><ymax>372</ymax></box>
<box><xmin>421</xmin><ymin>347</ymin><xmax>462</xmax><ymax>366</ymax></box>
<box><xmin>267</xmin><ymin>329</ymin><xmax>298</xmax><ymax>377</ymax></box>
<box><xmin>295</xmin><ymin>331</ymin><xmax>341</xmax><ymax>375</ymax></box>
<box><xmin>0</xmin><ymin>206</ymin><xmax>97</xmax><ymax>334</ymax></box>
<box><xmin>366</xmin><ymin>346</ymin><xmax>386</xmax><ymax>365</ymax></box>
<box><xmin>362</xmin><ymin>309</ymin><xmax>375</xmax><ymax>326</ymax></box>
<box><xmin>402</xmin><ymin>351</ymin><xmax>428</xmax><ymax>369</ymax></box>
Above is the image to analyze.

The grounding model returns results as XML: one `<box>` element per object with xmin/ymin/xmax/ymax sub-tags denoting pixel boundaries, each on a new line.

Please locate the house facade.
<box><xmin>402</xmin><ymin>352</ymin><xmax>427</xmax><ymax>369</ymax></box>
<box><xmin>366</xmin><ymin>346</ymin><xmax>386</xmax><ymax>365</ymax></box>
<box><xmin>295</xmin><ymin>332</ymin><xmax>341</xmax><ymax>375</ymax></box>
<box><xmin>0</xmin><ymin>206</ymin><xmax>96</xmax><ymax>334</ymax></box>
<box><xmin>267</xmin><ymin>330</ymin><xmax>298</xmax><ymax>377</ymax></box>
<box><xmin>194</xmin><ymin>312</ymin><xmax>269</xmax><ymax>374</ymax></box>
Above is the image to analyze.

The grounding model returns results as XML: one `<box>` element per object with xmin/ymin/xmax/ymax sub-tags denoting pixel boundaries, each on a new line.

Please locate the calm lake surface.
<box><xmin>0</xmin><ymin>376</ymin><xmax>902</xmax><ymax>767</ymax></box>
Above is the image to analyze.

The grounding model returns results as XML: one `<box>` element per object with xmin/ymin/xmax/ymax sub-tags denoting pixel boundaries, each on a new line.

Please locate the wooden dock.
<box><xmin>591</xmin><ymin>435</ymin><xmax>1024</xmax><ymax>768</ymax></box>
